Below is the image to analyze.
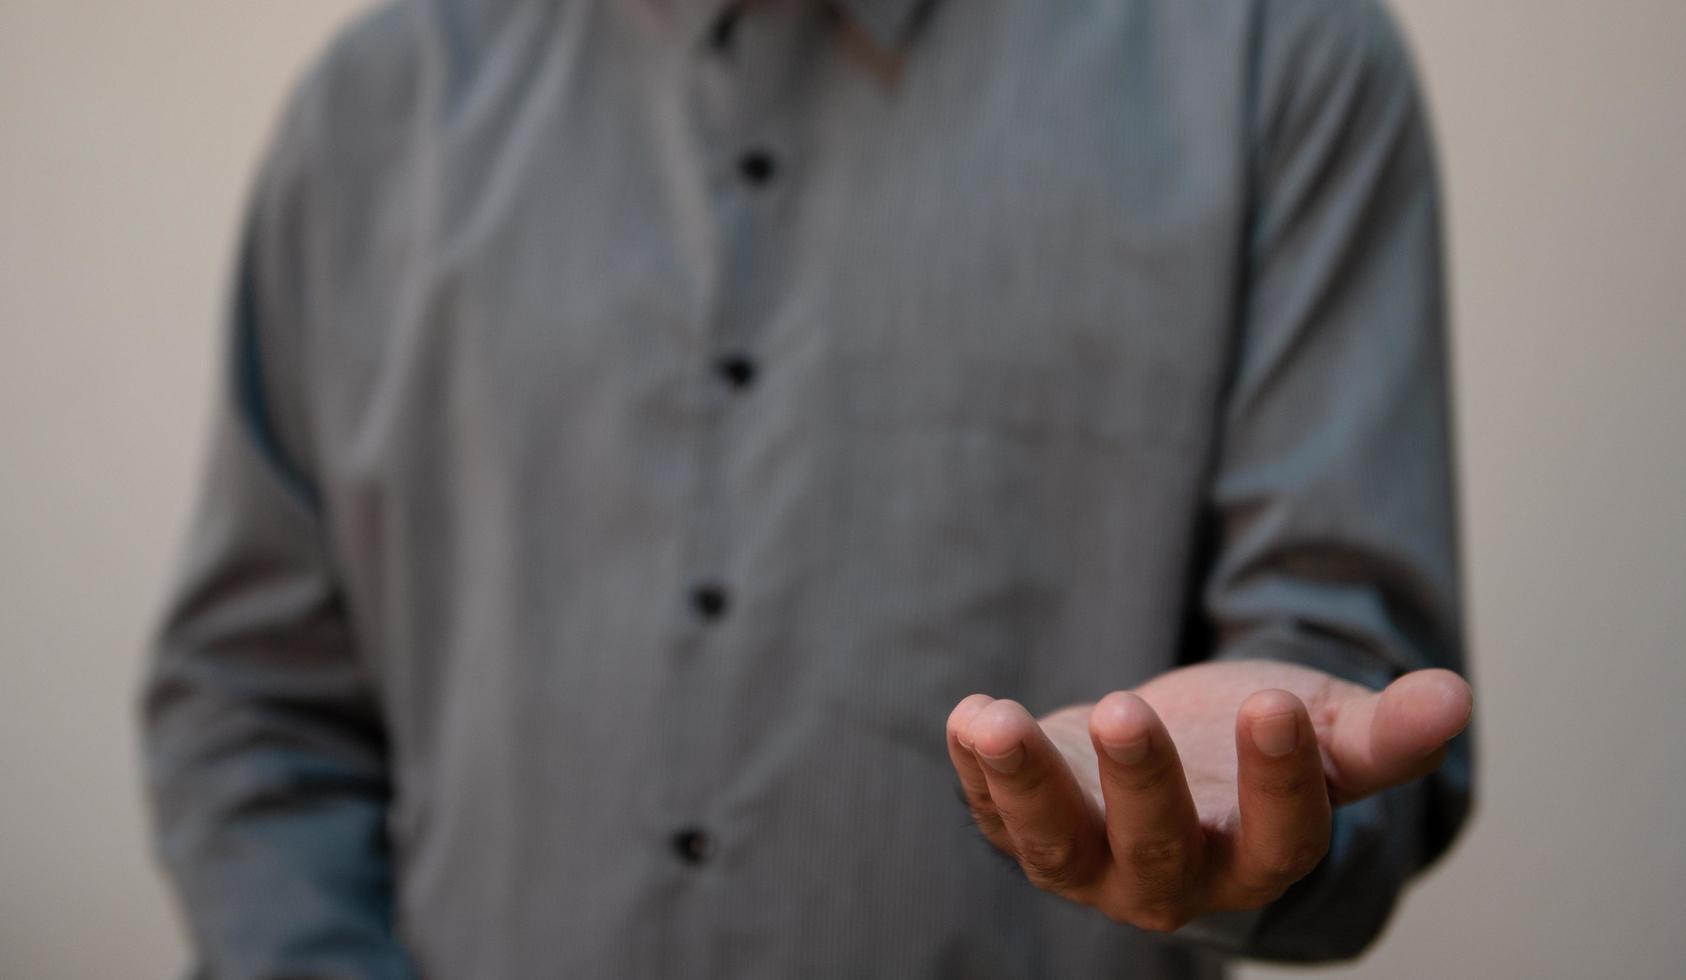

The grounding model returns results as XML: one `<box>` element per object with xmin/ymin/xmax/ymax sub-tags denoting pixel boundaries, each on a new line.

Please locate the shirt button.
<box><xmin>673</xmin><ymin>826</ymin><xmax>713</xmax><ymax>864</ymax></box>
<box><xmin>690</xmin><ymin>583</ymin><xmax>730</xmax><ymax>621</ymax></box>
<box><xmin>737</xmin><ymin>148</ymin><xmax>778</xmax><ymax>187</ymax></box>
<box><xmin>708</xmin><ymin>7</ymin><xmax>741</xmax><ymax>54</ymax></box>
<box><xmin>714</xmin><ymin>353</ymin><xmax>758</xmax><ymax>390</ymax></box>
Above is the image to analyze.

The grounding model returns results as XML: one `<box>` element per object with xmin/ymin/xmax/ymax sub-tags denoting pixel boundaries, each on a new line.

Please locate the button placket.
<box><xmin>664</xmin><ymin>0</ymin><xmax>808</xmax><ymax>876</ymax></box>
<box><xmin>681</xmin><ymin>2</ymin><xmax>758</xmax><ymax>648</ymax></box>
<box><xmin>685</xmin><ymin>6</ymin><xmax>789</xmax><ymax>641</ymax></box>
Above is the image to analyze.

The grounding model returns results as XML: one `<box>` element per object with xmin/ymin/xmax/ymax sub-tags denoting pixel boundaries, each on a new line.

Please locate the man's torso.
<box><xmin>272</xmin><ymin>0</ymin><xmax>1269</xmax><ymax>974</ymax></box>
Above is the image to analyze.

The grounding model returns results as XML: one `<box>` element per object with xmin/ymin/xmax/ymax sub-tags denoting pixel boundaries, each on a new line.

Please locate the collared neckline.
<box><xmin>831</xmin><ymin>0</ymin><xmax>931</xmax><ymax>52</ymax></box>
<box><xmin>649</xmin><ymin>0</ymin><xmax>933</xmax><ymax>55</ymax></box>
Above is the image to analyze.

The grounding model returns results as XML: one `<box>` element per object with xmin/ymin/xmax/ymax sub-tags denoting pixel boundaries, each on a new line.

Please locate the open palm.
<box><xmin>946</xmin><ymin>660</ymin><xmax>1471</xmax><ymax>931</ymax></box>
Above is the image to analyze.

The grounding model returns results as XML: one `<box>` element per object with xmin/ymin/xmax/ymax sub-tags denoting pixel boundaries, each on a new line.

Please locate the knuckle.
<box><xmin>1122</xmin><ymin>836</ymin><xmax>1190</xmax><ymax>892</ymax></box>
<box><xmin>1016</xmin><ymin>836</ymin><xmax>1095</xmax><ymax>894</ymax></box>
<box><xmin>1253</xmin><ymin>850</ymin><xmax>1298</xmax><ymax>882</ymax></box>
<box><xmin>1278</xmin><ymin>839</ymin><xmax>1328</xmax><ymax>878</ymax></box>
<box><xmin>1116</xmin><ymin>760</ymin><xmax>1178</xmax><ymax>795</ymax></box>
<box><xmin>970</xmin><ymin>806</ymin><xmax>1008</xmax><ymax>843</ymax></box>
<box><xmin>1244</xmin><ymin>840</ymin><xmax>1326</xmax><ymax>893</ymax></box>
<box><xmin>1007</xmin><ymin>760</ymin><xmax>1054</xmax><ymax>795</ymax></box>
<box><xmin>1253</xmin><ymin>767</ymin><xmax>1323</xmax><ymax>802</ymax></box>
<box><xmin>967</xmin><ymin>815</ymin><xmax>1018</xmax><ymax>864</ymax></box>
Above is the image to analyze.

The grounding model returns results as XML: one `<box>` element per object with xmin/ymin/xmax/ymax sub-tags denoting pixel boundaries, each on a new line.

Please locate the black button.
<box><xmin>673</xmin><ymin>826</ymin><xmax>712</xmax><ymax>864</ymax></box>
<box><xmin>690</xmin><ymin>583</ymin><xmax>729</xmax><ymax>621</ymax></box>
<box><xmin>708</xmin><ymin>7</ymin><xmax>741</xmax><ymax>54</ymax></box>
<box><xmin>737</xmin><ymin>149</ymin><xmax>777</xmax><ymax>187</ymax></box>
<box><xmin>714</xmin><ymin>353</ymin><xmax>758</xmax><ymax>390</ymax></box>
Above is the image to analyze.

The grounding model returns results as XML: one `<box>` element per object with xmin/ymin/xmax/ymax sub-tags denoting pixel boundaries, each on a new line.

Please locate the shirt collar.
<box><xmin>831</xmin><ymin>0</ymin><xmax>932</xmax><ymax>52</ymax></box>
<box><xmin>651</xmin><ymin>0</ymin><xmax>934</xmax><ymax>55</ymax></box>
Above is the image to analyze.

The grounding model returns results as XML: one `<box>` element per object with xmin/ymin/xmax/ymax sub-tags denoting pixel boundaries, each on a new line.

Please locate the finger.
<box><xmin>966</xmin><ymin>698</ymin><xmax>1109</xmax><ymax>896</ymax></box>
<box><xmin>1325</xmin><ymin>668</ymin><xmax>1473</xmax><ymax>802</ymax></box>
<box><xmin>1222</xmin><ymin>689</ymin><xmax>1332</xmax><ymax>907</ymax></box>
<box><xmin>946</xmin><ymin>694</ymin><xmax>1004</xmax><ymax>841</ymax></box>
<box><xmin>1088</xmin><ymin>692</ymin><xmax>1204</xmax><ymax>930</ymax></box>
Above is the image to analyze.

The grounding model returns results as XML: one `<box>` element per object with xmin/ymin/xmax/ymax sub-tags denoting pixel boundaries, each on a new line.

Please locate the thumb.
<box><xmin>1324</xmin><ymin>668</ymin><xmax>1472</xmax><ymax>803</ymax></box>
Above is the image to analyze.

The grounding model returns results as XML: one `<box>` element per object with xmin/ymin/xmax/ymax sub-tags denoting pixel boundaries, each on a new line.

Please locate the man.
<box><xmin>142</xmin><ymin>0</ymin><xmax>1473</xmax><ymax>977</ymax></box>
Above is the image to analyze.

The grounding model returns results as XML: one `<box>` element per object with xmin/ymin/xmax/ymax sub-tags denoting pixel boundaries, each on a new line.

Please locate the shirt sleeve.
<box><xmin>139</xmin><ymin>69</ymin><xmax>415</xmax><ymax>980</ymax></box>
<box><xmin>1174</xmin><ymin>0</ymin><xmax>1474</xmax><ymax>961</ymax></box>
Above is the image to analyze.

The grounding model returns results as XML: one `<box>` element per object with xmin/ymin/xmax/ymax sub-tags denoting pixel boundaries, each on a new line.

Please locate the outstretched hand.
<box><xmin>945</xmin><ymin>660</ymin><xmax>1471</xmax><ymax>932</ymax></box>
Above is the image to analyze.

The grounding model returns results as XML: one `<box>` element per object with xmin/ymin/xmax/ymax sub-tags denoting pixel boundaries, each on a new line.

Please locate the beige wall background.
<box><xmin>3</xmin><ymin>2</ymin><xmax>1682</xmax><ymax>977</ymax></box>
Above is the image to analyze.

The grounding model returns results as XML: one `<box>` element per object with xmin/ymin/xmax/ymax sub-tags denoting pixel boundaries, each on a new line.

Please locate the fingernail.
<box><xmin>977</xmin><ymin>745</ymin><xmax>1024</xmax><ymax>774</ymax></box>
<box><xmin>953</xmin><ymin>702</ymin><xmax>989</xmax><ymax>750</ymax></box>
<box><xmin>1251</xmin><ymin>714</ymin><xmax>1299</xmax><ymax>757</ymax></box>
<box><xmin>1100</xmin><ymin>733</ymin><xmax>1152</xmax><ymax>766</ymax></box>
